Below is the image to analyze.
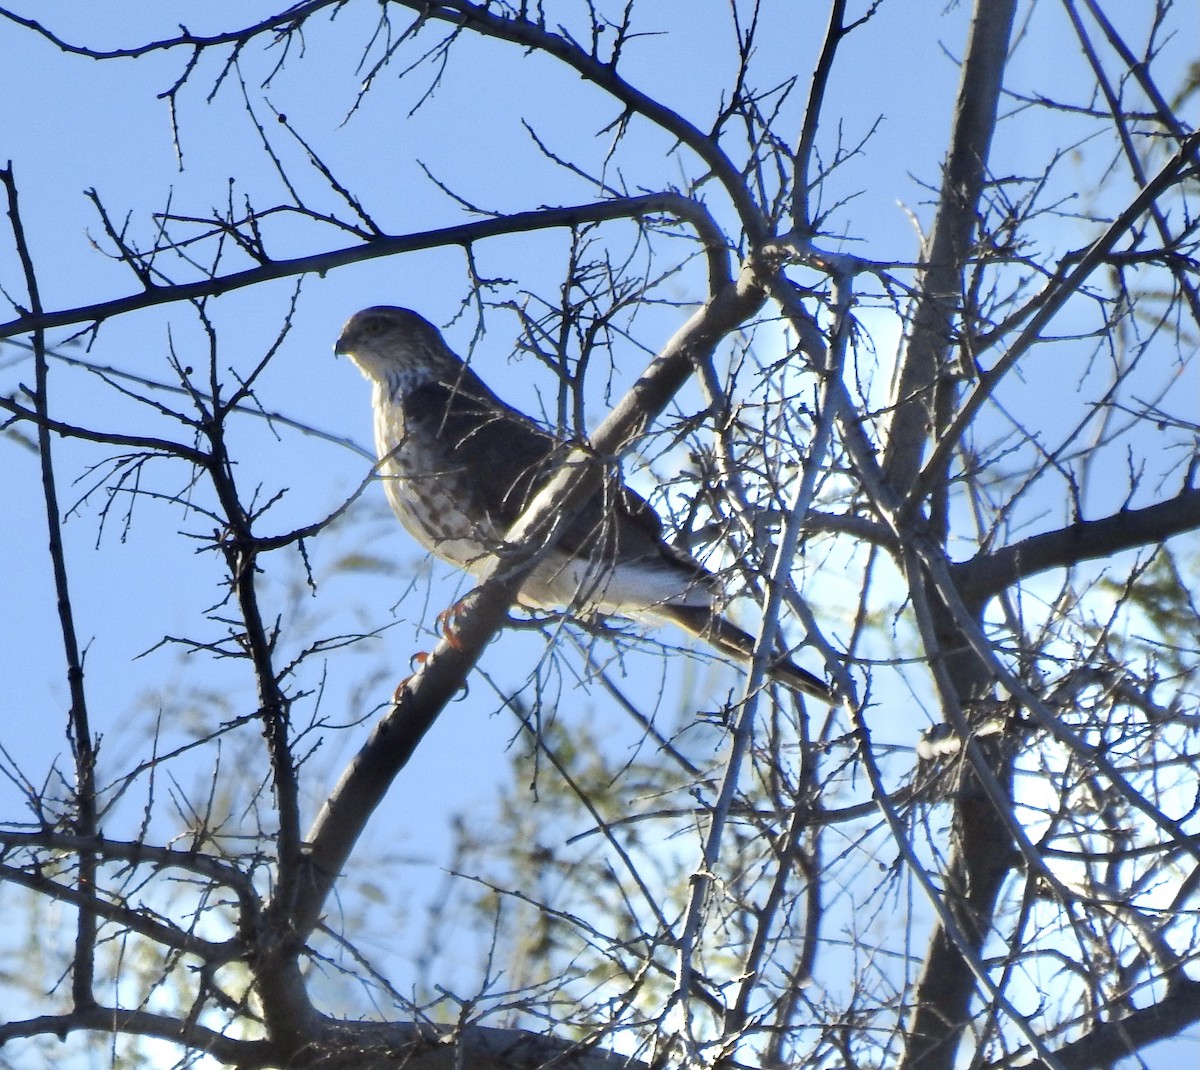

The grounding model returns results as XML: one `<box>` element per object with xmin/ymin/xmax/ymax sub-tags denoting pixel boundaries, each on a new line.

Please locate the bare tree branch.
<box><xmin>0</xmin><ymin>195</ymin><xmax>728</xmax><ymax>339</ymax></box>
<box><xmin>955</xmin><ymin>486</ymin><xmax>1200</xmax><ymax>606</ymax></box>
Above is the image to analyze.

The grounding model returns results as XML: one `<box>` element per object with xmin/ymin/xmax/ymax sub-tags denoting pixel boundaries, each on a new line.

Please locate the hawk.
<box><xmin>336</xmin><ymin>306</ymin><xmax>832</xmax><ymax>702</ymax></box>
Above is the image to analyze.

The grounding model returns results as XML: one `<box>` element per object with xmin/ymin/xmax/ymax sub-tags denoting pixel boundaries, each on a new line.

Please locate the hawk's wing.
<box><xmin>402</xmin><ymin>372</ymin><xmax>712</xmax><ymax>590</ymax></box>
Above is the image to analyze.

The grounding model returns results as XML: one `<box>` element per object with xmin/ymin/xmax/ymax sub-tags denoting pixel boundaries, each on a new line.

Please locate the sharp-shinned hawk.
<box><xmin>336</xmin><ymin>305</ymin><xmax>831</xmax><ymax>702</ymax></box>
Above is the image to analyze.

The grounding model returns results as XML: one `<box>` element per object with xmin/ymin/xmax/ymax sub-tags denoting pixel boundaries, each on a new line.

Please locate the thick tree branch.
<box><xmin>791</xmin><ymin>0</ymin><xmax>850</xmax><ymax>231</ymax></box>
<box><xmin>311</xmin><ymin>1020</ymin><xmax>653</xmax><ymax>1070</ymax></box>
<box><xmin>883</xmin><ymin>0</ymin><xmax>1016</xmax><ymax>493</ymax></box>
<box><xmin>1000</xmin><ymin>976</ymin><xmax>1200</xmax><ymax>1070</ymax></box>
<box><xmin>953</xmin><ymin>487</ymin><xmax>1200</xmax><ymax>607</ymax></box>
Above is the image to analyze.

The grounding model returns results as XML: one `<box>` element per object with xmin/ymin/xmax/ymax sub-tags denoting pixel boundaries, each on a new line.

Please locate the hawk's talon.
<box><xmin>390</xmin><ymin>651</ymin><xmax>430</xmax><ymax>702</ymax></box>
<box><xmin>435</xmin><ymin>601</ymin><xmax>468</xmax><ymax>651</ymax></box>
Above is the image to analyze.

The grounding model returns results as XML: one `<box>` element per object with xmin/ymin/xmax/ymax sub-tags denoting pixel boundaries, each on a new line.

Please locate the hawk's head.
<box><xmin>335</xmin><ymin>306</ymin><xmax>463</xmax><ymax>394</ymax></box>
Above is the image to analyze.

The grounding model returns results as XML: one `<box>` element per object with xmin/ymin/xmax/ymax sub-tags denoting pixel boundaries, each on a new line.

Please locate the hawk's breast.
<box><xmin>373</xmin><ymin>381</ymin><xmax>505</xmax><ymax>573</ymax></box>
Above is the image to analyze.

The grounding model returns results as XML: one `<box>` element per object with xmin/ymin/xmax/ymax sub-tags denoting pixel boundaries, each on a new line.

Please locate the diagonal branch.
<box><xmin>0</xmin><ymin>862</ymin><xmax>235</xmax><ymax>961</ymax></box>
<box><xmin>291</xmin><ymin>259</ymin><xmax>766</xmax><ymax>942</ymax></box>
<box><xmin>0</xmin><ymin>394</ymin><xmax>211</xmax><ymax>467</ymax></box>
<box><xmin>914</xmin><ymin>129</ymin><xmax>1200</xmax><ymax>506</ymax></box>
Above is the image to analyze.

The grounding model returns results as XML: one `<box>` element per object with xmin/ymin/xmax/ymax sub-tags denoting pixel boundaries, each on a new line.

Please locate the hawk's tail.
<box><xmin>653</xmin><ymin>604</ymin><xmax>834</xmax><ymax>703</ymax></box>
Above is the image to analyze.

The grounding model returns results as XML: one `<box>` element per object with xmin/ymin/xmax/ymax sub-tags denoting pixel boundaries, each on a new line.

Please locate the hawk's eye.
<box><xmin>363</xmin><ymin>317</ymin><xmax>388</xmax><ymax>337</ymax></box>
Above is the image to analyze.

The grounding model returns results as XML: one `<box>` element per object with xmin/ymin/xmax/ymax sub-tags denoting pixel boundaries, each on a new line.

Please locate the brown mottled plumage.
<box><xmin>336</xmin><ymin>306</ymin><xmax>832</xmax><ymax>702</ymax></box>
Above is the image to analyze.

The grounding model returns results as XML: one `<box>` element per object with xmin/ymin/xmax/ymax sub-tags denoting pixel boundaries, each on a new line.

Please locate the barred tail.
<box><xmin>654</xmin><ymin>604</ymin><xmax>834</xmax><ymax>703</ymax></box>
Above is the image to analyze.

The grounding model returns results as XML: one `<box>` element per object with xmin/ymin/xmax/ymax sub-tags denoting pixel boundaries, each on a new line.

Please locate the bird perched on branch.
<box><xmin>336</xmin><ymin>305</ymin><xmax>832</xmax><ymax>702</ymax></box>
